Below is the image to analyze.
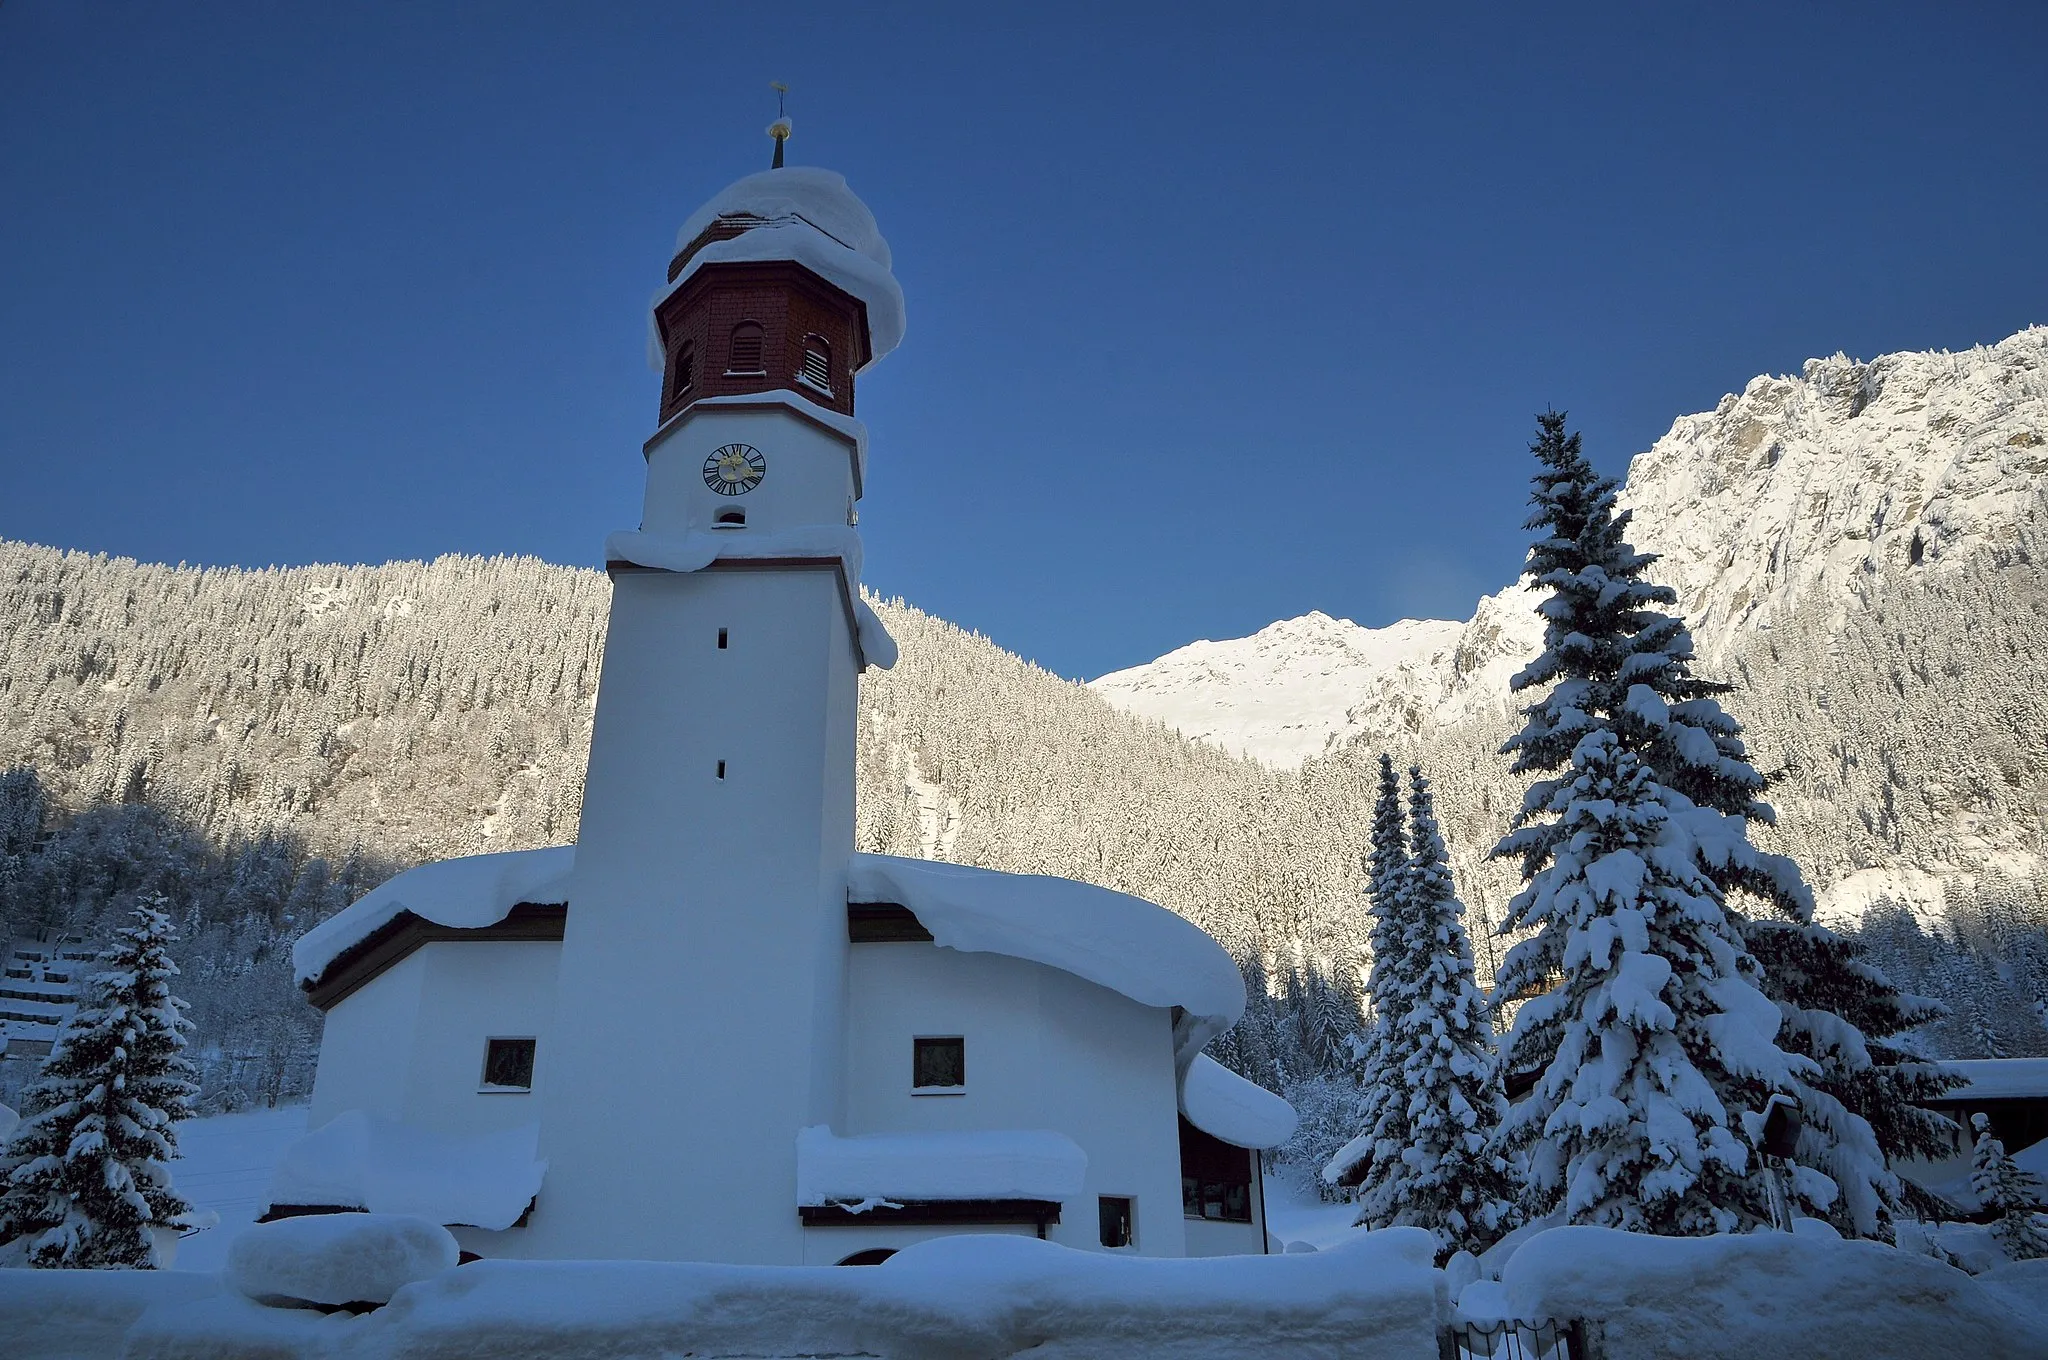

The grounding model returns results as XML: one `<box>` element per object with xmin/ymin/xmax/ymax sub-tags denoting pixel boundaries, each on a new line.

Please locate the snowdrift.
<box><xmin>1496</xmin><ymin>1225</ymin><xmax>2046</xmax><ymax>1359</ymax></box>
<box><xmin>114</xmin><ymin>1229</ymin><xmax>1444</xmax><ymax>1360</ymax></box>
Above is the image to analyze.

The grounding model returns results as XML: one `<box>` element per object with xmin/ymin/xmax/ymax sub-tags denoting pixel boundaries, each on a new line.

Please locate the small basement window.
<box><xmin>480</xmin><ymin>1037</ymin><xmax>536</xmax><ymax>1092</ymax></box>
<box><xmin>799</xmin><ymin>334</ymin><xmax>832</xmax><ymax>394</ymax></box>
<box><xmin>1099</xmin><ymin>1196</ymin><xmax>1135</xmax><ymax>1248</ymax></box>
<box><xmin>728</xmin><ymin>321</ymin><xmax>765</xmax><ymax>374</ymax></box>
<box><xmin>912</xmin><ymin>1036</ymin><xmax>965</xmax><ymax>1092</ymax></box>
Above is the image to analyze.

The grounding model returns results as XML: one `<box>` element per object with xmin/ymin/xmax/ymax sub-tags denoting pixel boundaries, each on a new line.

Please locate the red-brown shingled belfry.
<box><xmin>655</xmin><ymin>235</ymin><xmax>872</xmax><ymax>425</ymax></box>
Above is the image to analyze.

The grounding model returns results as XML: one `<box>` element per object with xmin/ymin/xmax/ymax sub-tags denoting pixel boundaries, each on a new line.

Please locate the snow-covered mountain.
<box><xmin>1089</xmin><ymin>613</ymin><xmax>1463</xmax><ymax>767</ymax></box>
<box><xmin>1097</xmin><ymin>327</ymin><xmax>2048</xmax><ymax>766</ymax></box>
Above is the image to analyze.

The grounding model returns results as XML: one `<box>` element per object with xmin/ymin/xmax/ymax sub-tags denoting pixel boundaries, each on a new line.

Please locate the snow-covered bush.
<box><xmin>0</xmin><ymin>899</ymin><xmax>197</xmax><ymax>1267</ymax></box>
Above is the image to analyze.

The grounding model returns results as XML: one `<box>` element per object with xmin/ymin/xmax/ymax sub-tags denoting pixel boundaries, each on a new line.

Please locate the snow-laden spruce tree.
<box><xmin>1387</xmin><ymin>765</ymin><xmax>1518</xmax><ymax>1259</ymax></box>
<box><xmin>1496</xmin><ymin>730</ymin><xmax>1808</xmax><ymax>1233</ymax></box>
<box><xmin>1321</xmin><ymin>755</ymin><xmax>1414</xmax><ymax>1214</ymax></box>
<box><xmin>1493</xmin><ymin>410</ymin><xmax>1956</xmax><ymax>1237</ymax></box>
<box><xmin>0</xmin><ymin>898</ymin><xmax>196</xmax><ymax>1267</ymax></box>
<box><xmin>1969</xmin><ymin>1113</ymin><xmax>2048</xmax><ymax>1261</ymax></box>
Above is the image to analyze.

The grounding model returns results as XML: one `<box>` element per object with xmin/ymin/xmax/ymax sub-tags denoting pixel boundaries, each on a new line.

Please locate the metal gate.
<box><xmin>1438</xmin><ymin>1318</ymin><xmax>1589</xmax><ymax>1360</ymax></box>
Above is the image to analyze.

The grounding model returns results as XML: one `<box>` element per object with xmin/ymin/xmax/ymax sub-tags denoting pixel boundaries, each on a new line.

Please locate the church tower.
<box><xmin>526</xmin><ymin>158</ymin><xmax>904</xmax><ymax>1262</ymax></box>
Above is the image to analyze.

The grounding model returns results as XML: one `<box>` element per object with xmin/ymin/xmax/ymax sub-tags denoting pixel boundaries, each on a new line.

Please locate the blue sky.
<box><xmin>2</xmin><ymin>3</ymin><xmax>2042</xmax><ymax>680</ymax></box>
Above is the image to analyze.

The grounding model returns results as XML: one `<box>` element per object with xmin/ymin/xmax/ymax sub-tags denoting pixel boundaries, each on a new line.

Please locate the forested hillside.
<box><xmin>0</xmin><ymin>542</ymin><xmax>1377</xmax><ymax>1114</ymax></box>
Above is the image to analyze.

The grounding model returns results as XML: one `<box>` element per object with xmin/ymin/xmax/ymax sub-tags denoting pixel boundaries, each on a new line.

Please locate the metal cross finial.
<box><xmin>768</xmin><ymin>82</ymin><xmax>792</xmax><ymax>168</ymax></box>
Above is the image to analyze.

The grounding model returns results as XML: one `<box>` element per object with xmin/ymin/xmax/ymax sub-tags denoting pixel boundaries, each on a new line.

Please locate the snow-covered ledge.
<box><xmin>795</xmin><ymin>1126</ymin><xmax>1086</xmax><ymax>1207</ymax></box>
<box><xmin>602</xmin><ymin>525</ymin><xmax>895</xmax><ymax>669</ymax></box>
<box><xmin>265</xmin><ymin>1111</ymin><xmax>546</xmax><ymax>1232</ymax></box>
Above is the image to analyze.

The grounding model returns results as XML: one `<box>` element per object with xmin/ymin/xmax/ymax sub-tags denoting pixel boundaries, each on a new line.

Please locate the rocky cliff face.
<box><xmin>1622</xmin><ymin>327</ymin><xmax>2048</xmax><ymax>663</ymax></box>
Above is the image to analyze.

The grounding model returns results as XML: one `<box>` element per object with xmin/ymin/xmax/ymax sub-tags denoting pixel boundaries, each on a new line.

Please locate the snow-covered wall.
<box><xmin>309</xmin><ymin>940</ymin><xmax>559</xmax><ymax>1139</ymax></box>
<box><xmin>842</xmin><ymin>941</ymin><xmax>1189</xmax><ymax>1259</ymax></box>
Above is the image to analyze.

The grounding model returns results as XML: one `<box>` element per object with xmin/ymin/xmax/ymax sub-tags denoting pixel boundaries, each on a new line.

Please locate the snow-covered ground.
<box><xmin>1261</xmin><ymin>1163</ymin><xmax>1366</xmax><ymax>1251</ymax></box>
<box><xmin>162</xmin><ymin>1104</ymin><xmax>309</xmax><ymax>1274</ymax></box>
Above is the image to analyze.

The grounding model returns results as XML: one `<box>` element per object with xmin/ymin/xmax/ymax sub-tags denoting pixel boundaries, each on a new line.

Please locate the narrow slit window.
<box><xmin>728</xmin><ymin>322</ymin><xmax>765</xmax><ymax>374</ymax></box>
<box><xmin>716</xmin><ymin>760</ymin><xmax>727</xmax><ymax>780</ymax></box>
<box><xmin>799</xmin><ymin>334</ymin><xmax>832</xmax><ymax>393</ymax></box>
<box><xmin>672</xmin><ymin>342</ymin><xmax>695</xmax><ymax>398</ymax></box>
<box><xmin>717</xmin><ymin>628</ymin><xmax>729</xmax><ymax>650</ymax></box>
<box><xmin>912</xmin><ymin>1036</ymin><xmax>964</xmax><ymax>1091</ymax></box>
<box><xmin>481</xmin><ymin>1038</ymin><xmax>536</xmax><ymax>1092</ymax></box>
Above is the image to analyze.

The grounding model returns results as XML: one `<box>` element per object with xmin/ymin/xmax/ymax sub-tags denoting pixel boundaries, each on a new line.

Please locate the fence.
<box><xmin>1439</xmin><ymin>1317</ymin><xmax>1592</xmax><ymax>1360</ymax></box>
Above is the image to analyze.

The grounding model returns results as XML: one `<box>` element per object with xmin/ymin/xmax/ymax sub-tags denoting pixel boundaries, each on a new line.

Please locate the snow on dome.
<box><xmin>653</xmin><ymin>167</ymin><xmax>906</xmax><ymax>372</ymax></box>
<box><xmin>673</xmin><ymin>166</ymin><xmax>892</xmax><ymax>273</ymax></box>
<box><xmin>1180</xmin><ymin>1053</ymin><xmax>1297</xmax><ymax>1150</ymax></box>
<box><xmin>264</xmin><ymin>1110</ymin><xmax>546</xmax><ymax>1231</ymax></box>
<box><xmin>845</xmin><ymin>853</ymin><xmax>1247</xmax><ymax>1065</ymax></box>
<box><xmin>795</xmin><ymin>1126</ymin><xmax>1087</xmax><ymax>1207</ymax></box>
<box><xmin>292</xmin><ymin>845</ymin><xmax>572</xmax><ymax>989</ymax></box>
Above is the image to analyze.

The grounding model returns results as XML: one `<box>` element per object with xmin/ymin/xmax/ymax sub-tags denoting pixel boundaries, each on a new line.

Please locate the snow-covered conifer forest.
<box><xmin>1</xmin><ymin>329</ymin><xmax>2045</xmax><ymax>1186</ymax></box>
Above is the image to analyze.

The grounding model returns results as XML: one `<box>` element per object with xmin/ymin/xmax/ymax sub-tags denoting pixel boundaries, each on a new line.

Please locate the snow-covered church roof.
<box><xmin>292</xmin><ymin>846</ymin><xmax>573</xmax><ymax>989</ymax></box>
<box><xmin>846</xmin><ymin>853</ymin><xmax>1247</xmax><ymax>1065</ymax></box>
<box><xmin>651</xmin><ymin>166</ymin><xmax>906</xmax><ymax>372</ymax></box>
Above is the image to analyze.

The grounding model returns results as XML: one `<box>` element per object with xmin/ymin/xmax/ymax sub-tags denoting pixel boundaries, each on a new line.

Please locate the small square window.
<box><xmin>1099</xmin><ymin>1195</ymin><xmax>1134</xmax><ymax>1248</ymax></box>
<box><xmin>481</xmin><ymin>1037</ymin><xmax>536</xmax><ymax>1091</ymax></box>
<box><xmin>912</xmin><ymin>1036</ymin><xmax>964</xmax><ymax>1091</ymax></box>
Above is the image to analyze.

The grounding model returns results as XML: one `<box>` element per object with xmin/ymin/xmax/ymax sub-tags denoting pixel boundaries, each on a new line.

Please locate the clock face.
<box><xmin>703</xmin><ymin>443</ymin><xmax>766</xmax><ymax>496</ymax></box>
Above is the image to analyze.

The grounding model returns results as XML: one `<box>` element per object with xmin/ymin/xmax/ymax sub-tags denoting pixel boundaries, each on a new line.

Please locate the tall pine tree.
<box><xmin>1389</xmin><ymin>765</ymin><xmax>1518</xmax><ymax>1260</ymax></box>
<box><xmin>1322</xmin><ymin>755</ymin><xmax>1414</xmax><ymax>1216</ymax></box>
<box><xmin>1493</xmin><ymin>410</ymin><xmax>1957</xmax><ymax>1237</ymax></box>
<box><xmin>0</xmin><ymin>898</ymin><xmax>197</xmax><ymax>1267</ymax></box>
<box><xmin>1497</xmin><ymin>731</ymin><xmax>1806</xmax><ymax>1233</ymax></box>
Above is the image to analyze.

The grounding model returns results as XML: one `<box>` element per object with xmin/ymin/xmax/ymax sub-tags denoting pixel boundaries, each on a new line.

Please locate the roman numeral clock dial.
<box><xmin>703</xmin><ymin>443</ymin><xmax>767</xmax><ymax>496</ymax></box>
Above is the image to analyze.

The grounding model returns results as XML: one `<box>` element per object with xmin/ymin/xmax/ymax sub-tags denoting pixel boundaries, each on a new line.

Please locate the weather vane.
<box><xmin>768</xmin><ymin>81</ymin><xmax>792</xmax><ymax>169</ymax></box>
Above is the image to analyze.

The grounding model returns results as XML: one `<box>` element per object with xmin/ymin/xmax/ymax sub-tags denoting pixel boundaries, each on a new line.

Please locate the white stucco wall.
<box><xmin>835</xmin><ymin>942</ymin><xmax>1188</xmax><ymax>1259</ymax></box>
<box><xmin>309</xmin><ymin>956</ymin><xmax>426</xmax><ymax>1129</ymax></box>
<box><xmin>642</xmin><ymin>402</ymin><xmax>860</xmax><ymax>538</ymax></box>
<box><xmin>307</xmin><ymin>940</ymin><xmax>559</xmax><ymax>1136</ymax></box>
<box><xmin>528</xmin><ymin>562</ymin><xmax>859</xmax><ymax>1264</ymax></box>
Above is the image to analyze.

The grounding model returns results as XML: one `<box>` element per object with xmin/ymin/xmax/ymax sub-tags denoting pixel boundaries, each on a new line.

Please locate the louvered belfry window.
<box><xmin>800</xmin><ymin>335</ymin><xmax>832</xmax><ymax>392</ymax></box>
<box><xmin>673</xmin><ymin>342</ymin><xmax>695</xmax><ymax>398</ymax></box>
<box><xmin>728</xmin><ymin>322</ymin><xmax>765</xmax><ymax>374</ymax></box>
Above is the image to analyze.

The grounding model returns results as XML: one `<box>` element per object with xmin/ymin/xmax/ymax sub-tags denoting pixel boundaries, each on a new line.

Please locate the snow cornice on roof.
<box><xmin>845</xmin><ymin>853</ymin><xmax>1248</xmax><ymax>1070</ymax></box>
<box><xmin>601</xmin><ymin>526</ymin><xmax>897</xmax><ymax>671</ymax></box>
<box><xmin>292</xmin><ymin>846</ymin><xmax>574</xmax><ymax>999</ymax></box>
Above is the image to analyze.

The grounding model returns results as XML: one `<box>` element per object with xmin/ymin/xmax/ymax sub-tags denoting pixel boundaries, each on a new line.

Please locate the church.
<box><xmin>275</xmin><ymin>154</ymin><xmax>1295</xmax><ymax>1267</ymax></box>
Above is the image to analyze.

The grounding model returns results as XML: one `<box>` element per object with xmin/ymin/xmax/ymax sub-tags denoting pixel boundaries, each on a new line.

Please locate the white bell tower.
<box><xmin>526</xmin><ymin>158</ymin><xmax>905</xmax><ymax>1263</ymax></box>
